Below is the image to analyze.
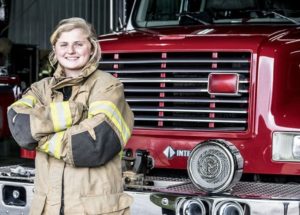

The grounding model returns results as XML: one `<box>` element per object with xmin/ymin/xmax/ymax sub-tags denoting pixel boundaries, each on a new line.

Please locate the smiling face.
<box><xmin>54</xmin><ymin>28</ymin><xmax>92</xmax><ymax>77</ymax></box>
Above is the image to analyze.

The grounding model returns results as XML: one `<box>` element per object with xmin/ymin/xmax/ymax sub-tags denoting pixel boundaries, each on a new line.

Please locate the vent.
<box><xmin>99</xmin><ymin>52</ymin><xmax>250</xmax><ymax>131</ymax></box>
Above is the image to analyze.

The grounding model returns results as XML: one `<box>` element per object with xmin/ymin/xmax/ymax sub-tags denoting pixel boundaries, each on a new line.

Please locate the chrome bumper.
<box><xmin>150</xmin><ymin>181</ymin><xmax>300</xmax><ymax>215</ymax></box>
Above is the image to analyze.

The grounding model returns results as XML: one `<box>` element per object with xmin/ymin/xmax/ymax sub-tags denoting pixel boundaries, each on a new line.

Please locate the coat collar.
<box><xmin>51</xmin><ymin>64</ymin><xmax>98</xmax><ymax>90</ymax></box>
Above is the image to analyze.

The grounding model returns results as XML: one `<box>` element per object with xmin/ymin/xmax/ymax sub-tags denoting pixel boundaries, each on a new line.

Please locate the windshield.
<box><xmin>132</xmin><ymin>0</ymin><xmax>300</xmax><ymax>27</ymax></box>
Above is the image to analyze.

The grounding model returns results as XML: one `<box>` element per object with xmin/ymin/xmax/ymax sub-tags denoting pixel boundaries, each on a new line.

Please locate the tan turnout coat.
<box><xmin>7</xmin><ymin>64</ymin><xmax>134</xmax><ymax>215</ymax></box>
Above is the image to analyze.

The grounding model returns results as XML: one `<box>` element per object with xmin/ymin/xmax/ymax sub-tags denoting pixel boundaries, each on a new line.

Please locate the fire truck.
<box><xmin>98</xmin><ymin>0</ymin><xmax>300</xmax><ymax>214</ymax></box>
<box><xmin>1</xmin><ymin>0</ymin><xmax>300</xmax><ymax>214</ymax></box>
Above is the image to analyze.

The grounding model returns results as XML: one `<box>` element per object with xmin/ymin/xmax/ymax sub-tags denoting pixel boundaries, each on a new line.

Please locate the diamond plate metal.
<box><xmin>155</xmin><ymin>181</ymin><xmax>300</xmax><ymax>200</ymax></box>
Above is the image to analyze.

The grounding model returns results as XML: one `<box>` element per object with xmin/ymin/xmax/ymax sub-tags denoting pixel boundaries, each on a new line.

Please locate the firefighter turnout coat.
<box><xmin>7</xmin><ymin>64</ymin><xmax>134</xmax><ymax>215</ymax></box>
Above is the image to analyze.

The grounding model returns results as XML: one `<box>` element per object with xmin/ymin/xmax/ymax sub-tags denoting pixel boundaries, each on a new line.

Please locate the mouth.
<box><xmin>65</xmin><ymin>57</ymin><xmax>79</xmax><ymax>61</ymax></box>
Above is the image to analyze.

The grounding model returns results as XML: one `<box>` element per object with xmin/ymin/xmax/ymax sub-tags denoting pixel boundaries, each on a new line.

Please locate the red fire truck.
<box><xmin>1</xmin><ymin>0</ymin><xmax>300</xmax><ymax>214</ymax></box>
<box><xmin>98</xmin><ymin>0</ymin><xmax>300</xmax><ymax>214</ymax></box>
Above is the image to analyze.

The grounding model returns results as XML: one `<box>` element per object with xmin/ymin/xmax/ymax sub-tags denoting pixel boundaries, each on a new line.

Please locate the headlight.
<box><xmin>188</xmin><ymin>139</ymin><xmax>243</xmax><ymax>193</ymax></box>
<box><xmin>272</xmin><ymin>132</ymin><xmax>300</xmax><ymax>161</ymax></box>
<box><xmin>176</xmin><ymin>198</ymin><xmax>208</xmax><ymax>215</ymax></box>
<box><xmin>214</xmin><ymin>201</ymin><xmax>244</xmax><ymax>215</ymax></box>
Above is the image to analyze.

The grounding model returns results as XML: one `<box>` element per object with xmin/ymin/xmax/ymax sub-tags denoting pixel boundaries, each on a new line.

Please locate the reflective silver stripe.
<box><xmin>50</xmin><ymin>102</ymin><xmax>72</xmax><ymax>132</ymax></box>
<box><xmin>48</xmin><ymin>131</ymin><xmax>64</xmax><ymax>159</ymax></box>
<box><xmin>39</xmin><ymin>142</ymin><xmax>49</xmax><ymax>153</ymax></box>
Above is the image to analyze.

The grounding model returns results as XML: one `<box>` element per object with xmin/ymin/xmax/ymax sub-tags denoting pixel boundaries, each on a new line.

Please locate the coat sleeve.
<box><xmin>37</xmin><ymin>78</ymin><xmax>134</xmax><ymax>167</ymax></box>
<box><xmin>7</xmin><ymin>83</ymin><xmax>87</xmax><ymax>150</ymax></box>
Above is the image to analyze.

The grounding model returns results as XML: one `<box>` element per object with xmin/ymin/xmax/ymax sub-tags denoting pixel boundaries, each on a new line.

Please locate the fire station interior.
<box><xmin>3</xmin><ymin>0</ymin><xmax>300</xmax><ymax>215</ymax></box>
<box><xmin>0</xmin><ymin>2</ymin><xmax>36</xmax><ymax>166</ymax></box>
<box><xmin>0</xmin><ymin>1</ymin><xmax>154</xmax><ymax>213</ymax></box>
<box><xmin>0</xmin><ymin>0</ymin><xmax>134</xmax><ymax>166</ymax></box>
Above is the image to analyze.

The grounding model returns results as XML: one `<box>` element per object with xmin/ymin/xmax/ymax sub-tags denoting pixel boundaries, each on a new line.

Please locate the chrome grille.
<box><xmin>99</xmin><ymin>52</ymin><xmax>251</xmax><ymax>131</ymax></box>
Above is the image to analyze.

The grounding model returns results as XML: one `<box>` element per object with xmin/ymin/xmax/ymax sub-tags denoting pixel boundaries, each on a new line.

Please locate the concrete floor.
<box><xmin>127</xmin><ymin>191</ymin><xmax>162</xmax><ymax>215</ymax></box>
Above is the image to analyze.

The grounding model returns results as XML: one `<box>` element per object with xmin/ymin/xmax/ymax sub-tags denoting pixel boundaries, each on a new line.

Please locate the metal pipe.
<box><xmin>110</xmin><ymin>0</ymin><xmax>114</xmax><ymax>32</ymax></box>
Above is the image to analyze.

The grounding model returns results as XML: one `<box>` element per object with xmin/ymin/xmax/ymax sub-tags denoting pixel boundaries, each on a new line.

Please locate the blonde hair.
<box><xmin>49</xmin><ymin>17</ymin><xmax>101</xmax><ymax>69</ymax></box>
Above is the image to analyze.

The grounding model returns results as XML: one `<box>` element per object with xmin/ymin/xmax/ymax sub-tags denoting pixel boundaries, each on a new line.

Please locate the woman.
<box><xmin>7</xmin><ymin>17</ymin><xmax>134</xmax><ymax>215</ymax></box>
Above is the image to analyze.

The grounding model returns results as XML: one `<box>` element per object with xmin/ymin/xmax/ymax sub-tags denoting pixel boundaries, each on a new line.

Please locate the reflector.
<box><xmin>208</xmin><ymin>73</ymin><xmax>239</xmax><ymax>95</ymax></box>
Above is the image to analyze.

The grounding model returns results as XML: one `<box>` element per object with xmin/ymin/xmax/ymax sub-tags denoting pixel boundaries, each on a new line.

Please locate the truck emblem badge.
<box><xmin>163</xmin><ymin>146</ymin><xmax>190</xmax><ymax>159</ymax></box>
<box><xmin>199</xmin><ymin>154</ymin><xmax>220</xmax><ymax>178</ymax></box>
<box><xmin>163</xmin><ymin>146</ymin><xmax>176</xmax><ymax>159</ymax></box>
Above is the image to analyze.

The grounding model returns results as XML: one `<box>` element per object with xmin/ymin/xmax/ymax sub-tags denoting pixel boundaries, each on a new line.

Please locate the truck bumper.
<box><xmin>150</xmin><ymin>181</ymin><xmax>300</xmax><ymax>215</ymax></box>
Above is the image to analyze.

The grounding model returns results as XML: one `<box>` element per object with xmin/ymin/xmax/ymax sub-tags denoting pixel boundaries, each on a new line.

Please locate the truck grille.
<box><xmin>99</xmin><ymin>52</ymin><xmax>251</xmax><ymax>131</ymax></box>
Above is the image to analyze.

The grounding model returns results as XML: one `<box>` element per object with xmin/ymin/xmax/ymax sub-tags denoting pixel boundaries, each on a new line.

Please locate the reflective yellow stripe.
<box><xmin>119</xmin><ymin>151</ymin><xmax>123</xmax><ymax>159</ymax></box>
<box><xmin>39</xmin><ymin>142</ymin><xmax>49</xmax><ymax>153</ymax></box>
<box><xmin>50</xmin><ymin>102</ymin><xmax>72</xmax><ymax>132</ymax></box>
<box><xmin>49</xmin><ymin>131</ymin><xmax>64</xmax><ymax>159</ymax></box>
<box><xmin>88</xmin><ymin>101</ymin><xmax>131</xmax><ymax>145</ymax></box>
<box><xmin>12</xmin><ymin>95</ymin><xmax>37</xmax><ymax>108</ymax></box>
<box><xmin>39</xmin><ymin>131</ymin><xmax>64</xmax><ymax>159</ymax></box>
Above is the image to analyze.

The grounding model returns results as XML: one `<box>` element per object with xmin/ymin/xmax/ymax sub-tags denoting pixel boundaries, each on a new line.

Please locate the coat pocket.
<box><xmin>29</xmin><ymin>192</ymin><xmax>47</xmax><ymax>215</ymax></box>
<box><xmin>80</xmin><ymin>192</ymin><xmax>133</xmax><ymax>214</ymax></box>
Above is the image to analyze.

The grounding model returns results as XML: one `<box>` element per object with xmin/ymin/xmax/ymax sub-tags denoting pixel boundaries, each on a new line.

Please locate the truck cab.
<box><xmin>98</xmin><ymin>0</ymin><xmax>300</xmax><ymax>214</ymax></box>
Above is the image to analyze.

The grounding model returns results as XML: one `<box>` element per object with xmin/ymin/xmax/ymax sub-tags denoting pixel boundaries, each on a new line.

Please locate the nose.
<box><xmin>67</xmin><ymin>45</ymin><xmax>75</xmax><ymax>53</ymax></box>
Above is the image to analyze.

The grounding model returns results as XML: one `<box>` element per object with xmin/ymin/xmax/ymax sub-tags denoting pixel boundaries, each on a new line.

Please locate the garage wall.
<box><xmin>7</xmin><ymin>0</ymin><xmax>125</xmax><ymax>50</ymax></box>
